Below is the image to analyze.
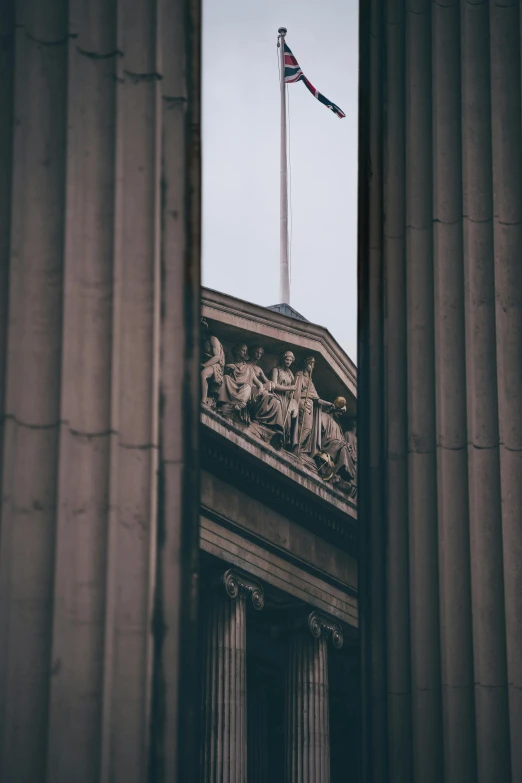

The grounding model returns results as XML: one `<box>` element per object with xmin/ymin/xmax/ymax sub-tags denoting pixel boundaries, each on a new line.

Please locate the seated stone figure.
<box><xmin>315</xmin><ymin>397</ymin><xmax>356</xmax><ymax>488</ymax></box>
<box><xmin>246</xmin><ymin>345</ymin><xmax>289</xmax><ymax>447</ymax></box>
<box><xmin>201</xmin><ymin>318</ymin><xmax>225</xmax><ymax>407</ymax></box>
<box><xmin>344</xmin><ymin>417</ymin><xmax>357</xmax><ymax>499</ymax></box>
<box><xmin>248</xmin><ymin>345</ymin><xmax>272</xmax><ymax>388</ymax></box>
<box><xmin>216</xmin><ymin>342</ymin><xmax>257</xmax><ymax>419</ymax></box>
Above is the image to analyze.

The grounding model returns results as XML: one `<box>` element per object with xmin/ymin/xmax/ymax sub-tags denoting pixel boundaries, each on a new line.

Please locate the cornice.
<box><xmin>201</xmin><ymin>286</ymin><xmax>357</xmax><ymax>394</ymax></box>
<box><xmin>201</xmin><ymin>408</ymin><xmax>357</xmax><ymax>519</ymax></box>
<box><xmin>201</xmin><ymin>426</ymin><xmax>357</xmax><ymax>555</ymax></box>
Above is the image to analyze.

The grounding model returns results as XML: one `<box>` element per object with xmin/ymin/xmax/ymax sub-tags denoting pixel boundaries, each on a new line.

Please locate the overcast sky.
<box><xmin>202</xmin><ymin>0</ymin><xmax>359</xmax><ymax>362</ymax></box>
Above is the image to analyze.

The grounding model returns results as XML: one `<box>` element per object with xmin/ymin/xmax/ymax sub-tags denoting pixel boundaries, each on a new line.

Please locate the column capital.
<box><xmin>220</xmin><ymin>567</ymin><xmax>265</xmax><ymax>610</ymax></box>
<box><xmin>307</xmin><ymin>610</ymin><xmax>344</xmax><ymax>649</ymax></box>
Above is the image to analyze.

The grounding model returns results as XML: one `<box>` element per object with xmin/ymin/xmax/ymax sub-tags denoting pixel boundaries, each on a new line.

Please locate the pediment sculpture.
<box><xmin>201</xmin><ymin>319</ymin><xmax>356</xmax><ymax>498</ymax></box>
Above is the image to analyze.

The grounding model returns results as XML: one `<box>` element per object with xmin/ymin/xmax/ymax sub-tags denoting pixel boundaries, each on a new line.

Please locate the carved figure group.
<box><xmin>200</xmin><ymin>319</ymin><xmax>356</xmax><ymax>496</ymax></box>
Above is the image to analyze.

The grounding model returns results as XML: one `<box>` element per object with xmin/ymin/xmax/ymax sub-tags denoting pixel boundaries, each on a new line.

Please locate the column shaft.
<box><xmin>248</xmin><ymin>673</ymin><xmax>269</xmax><ymax>783</ymax></box>
<box><xmin>461</xmin><ymin>2</ymin><xmax>511</xmax><ymax>779</ymax></box>
<box><xmin>358</xmin><ymin>0</ymin><xmax>387</xmax><ymax>775</ymax></box>
<box><xmin>0</xmin><ymin>0</ymin><xmax>14</xmax><ymax>490</ymax></box>
<box><xmin>286</xmin><ymin>633</ymin><xmax>330</xmax><ymax>783</ymax></box>
<box><xmin>432</xmin><ymin>1</ymin><xmax>476</xmax><ymax>781</ymax></box>
<box><xmin>490</xmin><ymin>1</ymin><xmax>522</xmax><ymax>778</ymax></box>
<box><xmin>96</xmin><ymin>0</ymin><xmax>163</xmax><ymax>778</ymax></box>
<box><xmin>156</xmin><ymin>0</ymin><xmax>202</xmax><ymax>774</ymax></box>
<box><xmin>360</xmin><ymin>0</ymin><xmax>522</xmax><ymax>780</ymax></box>
<box><xmin>45</xmin><ymin>2</ymin><xmax>118</xmax><ymax>780</ymax></box>
<box><xmin>201</xmin><ymin>595</ymin><xmax>247</xmax><ymax>783</ymax></box>
<box><xmin>384</xmin><ymin>0</ymin><xmax>412</xmax><ymax>780</ymax></box>
<box><xmin>0</xmin><ymin>3</ymin><xmax>68</xmax><ymax>780</ymax></box>
<box><xmin>0</xmin><ymin>0</ymin><xmax>201</xmax><ymax>780</ymax></box>
<box><xmin>405</xmin><ymin>0</ymin><xmax>443</xmax><ymax>779</ymax></box>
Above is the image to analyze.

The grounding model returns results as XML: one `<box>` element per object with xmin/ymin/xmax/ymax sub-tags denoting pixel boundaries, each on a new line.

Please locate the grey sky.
<box><xmin>202</xmin><ymin>0</ymin><xmax>359</xmax><ymax>362</ymax></box>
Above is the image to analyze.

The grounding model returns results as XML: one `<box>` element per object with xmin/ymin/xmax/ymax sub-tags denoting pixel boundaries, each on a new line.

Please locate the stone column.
<box><xmin>285</xmin><ymin>611</ymin><xmax>343</xmax><ymax>783</ymax></box>
<box><xmin>0</xmin><ymin>1</ymin><xmax>201</xmax><ymax>781</ymax></box>
<box><xmin>247</xmin><ymin>670</ymin><xmax>270</xmax><ymax>783</ymax></box>
<box><xmin>432</xmin><ymin>2</ymin><xmax>476</xmax><ymax>782</ymax></box>
<box><xmin>359</xmin><ymin>0</ymin><xmax>522</xmax><ymax>780</ymax></box>
<box><xmin>405</xmin><ymin>2</ymin><xmax>443</xmax><ymax>778</ymax></box>
<box><xmin>383</xmin><ymin>1</ymin><xmax>412</xmax><ymax>780</ymax></box>
<box><xmin>201</xmin><ymin>568</ymin><xmax>264</xmax><ymax>783</ymax></box>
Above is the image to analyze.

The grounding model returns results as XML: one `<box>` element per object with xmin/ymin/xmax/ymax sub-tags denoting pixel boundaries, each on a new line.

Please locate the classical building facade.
<box><xmin>198</xmin><ymin>288</ymin><xmax>359</xmax><ymax>782</ymax></box>
<box><xmin>2</xmin><ymin>1</ymin><xmax>522</xmax><ymax>781</ymax></box>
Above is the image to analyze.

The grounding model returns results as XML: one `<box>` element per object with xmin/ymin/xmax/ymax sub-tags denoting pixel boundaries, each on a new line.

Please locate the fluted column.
<box><xmin>489</xmin><ymin>2</ymin><xmax>522</xmax><ymax>779</ymax></box>
<box><xmin>405</xmin><ymin>1</ymin><xmax>445</xmax><ymax>779</ymax></box>
<box><xmin>384</xmin><ymin>0</ymin><xmax>412</xmax><ymax>780</ymax></box>
<box><xmin>0</xmin><ymin>0</ymin><xmax>201</xmax><ymax>780</ymax></box>
<box><xmin>248</xmin><ymin>669</ymin><xmax>270</xmax><ymax>783</ymax></box>
<box><xmin>201</xmin><ymin>569</ymin><xmax>264</xmax><ymax>783</ymax></box>
<box><xmin>286</xmin><ymin>611</ymin><xmax>343</xmax><ymax>783</ymax></box>
<box><xmin>433</xmin><ymin>1</ymin><xmax>476</xmax><ymax>781</ymax></box>
<box><xmin>461</xmin><ymin>2</ymin><xmax>510</xmax><ymax>780</ymax></box>
<box><xmin>359</xmin><ymin>0</ymin><xmax>522</xmax><ymax>780</ymax></box>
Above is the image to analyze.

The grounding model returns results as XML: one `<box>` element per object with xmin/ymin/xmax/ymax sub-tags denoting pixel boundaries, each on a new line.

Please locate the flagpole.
<box><xmin>278</xmin><ymin>27</ymin><xmax>290</xmax><ymax>305</ymax></box>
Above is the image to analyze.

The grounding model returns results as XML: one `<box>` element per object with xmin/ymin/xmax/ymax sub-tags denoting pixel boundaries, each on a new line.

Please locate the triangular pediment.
<box><xmin>201</xmin><ymin>287</ymin><xmax>357</xmax><ymax>517</ymax></box>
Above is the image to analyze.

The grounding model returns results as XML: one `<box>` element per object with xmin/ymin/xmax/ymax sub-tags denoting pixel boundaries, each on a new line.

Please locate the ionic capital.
<box><xmin>307</xmin><ymin>610</ymin><xmax>344</xmax><ymax>649</ymax></box>
<box><xmin>221</xmin><ymin>568</ymin><xmax>265</xmax><ymax>611</ymax></box>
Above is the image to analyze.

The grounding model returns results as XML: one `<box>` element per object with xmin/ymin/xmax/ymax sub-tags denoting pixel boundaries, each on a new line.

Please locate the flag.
<box><xmin>283</xmin><ymin>42</ymin><xmax>346</xmax><ymax>119</ymax></box>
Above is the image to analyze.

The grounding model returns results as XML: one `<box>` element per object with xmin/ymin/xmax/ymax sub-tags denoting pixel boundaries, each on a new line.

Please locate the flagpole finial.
<box><xmin>278</xmin><ymin>27</ymin><xmax>287</xmax><ymax>37</ymax></box>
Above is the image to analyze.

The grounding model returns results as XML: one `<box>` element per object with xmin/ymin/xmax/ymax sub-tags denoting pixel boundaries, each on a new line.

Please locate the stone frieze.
<box><xmin>201</xmin><ymin>318</ymin><xmax>357</xmax><ymax>498</ymax></box>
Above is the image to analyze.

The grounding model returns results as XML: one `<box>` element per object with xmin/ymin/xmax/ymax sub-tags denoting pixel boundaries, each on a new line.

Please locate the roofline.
<box><xmin>201</xmin><ymin>286</ymin><xmax>358</xmax><ymax>385</ymax></box>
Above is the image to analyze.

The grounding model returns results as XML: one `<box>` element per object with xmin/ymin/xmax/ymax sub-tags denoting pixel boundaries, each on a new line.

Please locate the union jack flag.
<box><xmin>283</xmin><ymin>42</ymin><xmax>346</xmax><ymax>119</ymax></box>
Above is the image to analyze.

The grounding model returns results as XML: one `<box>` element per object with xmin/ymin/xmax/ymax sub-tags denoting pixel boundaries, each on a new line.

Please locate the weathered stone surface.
<box><xmin>286</xmin><ymin>629</ymin><xmax>331</xmax><ymax>783</ymax></box>
<box><xmin>359</xmin><ymin>0</ymin><xmax>522</xmax><ymax>780</ymax></box>
<box><xmin>200</xmin><ymin>568</ymin><xmax>264</xmax><ymax>783</ymax></box>
<box><xmin>201</xmin><ymin>470</ymin><xmax>357</xmax><ymax>589</ymax></box>
<box><xmin>0</xmin><ymin>1</ymin><xmax>201</xmax><ymax>780</ymax></box>
<box><xmin>200</xmin><ymin>288</ymin><xmax>358</xmax><ymax>497</ymax></box>
<box><xmin>202</xmin><ymin>409</ymin><xmax>357</xmax><ymax>515</ymax></box>
<box><xmin>247</xmin><ymin>671</ymin><xmax>270</xmax><ymax>783</ymax></box>
<box><xmin>200</xmin><ymin>517</ymin><xmax>358</xmax><ymax>628</ymax></box>
<box><xmin>202</xmin><ymin>289</ymin><xmax>357</xmax><ymax>399</ymax></box>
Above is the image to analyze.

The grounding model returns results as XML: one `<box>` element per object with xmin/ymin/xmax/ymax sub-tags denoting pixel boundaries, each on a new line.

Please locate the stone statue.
<box><xmin>246</xmin><ymin>346</ymin><xmax>291</xmax><ymax>447</ymax></box>
<box><xmin>315</xmin><ymin>397</ymin><xmax>356</xmax><ymax>486</ymax></box>
<box><xmin>344</xmin><ymin>417</ymin><xmax>357</xmax><ymax>498</ymax></box>
<box><xmin>201</xmin><ymin>328</ymin><xmax>355</xmax><ymax>485</ymax></box>
<box><xmin>217</xmin><ymin>342</ymin><xmax>257</xmax><ymax>417</ymax></box>
<box><xmin>270</xmin><ymin>351</ymin><xmax>298</xmax><ymax>446</ymax></box>
<box><xmin>248</xmin><ymin>345</ymin><xmax>271</xmax><ymax>388</ymax></box>
<box><xmin>293</xmin><ymin>356</ymin><xmax>332</xmax><ymax>455</ymax></box>
<box><xmin>201</xmin><ymin>318</ymin><xmax>225</xmax><ymax>407</ymax></box>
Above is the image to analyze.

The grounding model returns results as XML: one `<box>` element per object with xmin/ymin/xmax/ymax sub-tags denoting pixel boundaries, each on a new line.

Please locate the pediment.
<box><xmin>201</xmin><ymin>287</ymin><xmax>357</xmax><ymax>514</ymax></box>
